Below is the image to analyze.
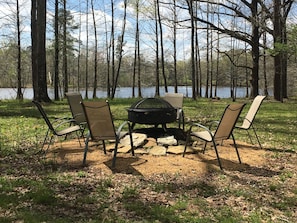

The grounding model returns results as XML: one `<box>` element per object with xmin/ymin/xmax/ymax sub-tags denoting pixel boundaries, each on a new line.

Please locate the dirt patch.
<box><xmin>47</xmin><ymin>139</ymin><xmax>267</xmax><ymax>177</ymax></box>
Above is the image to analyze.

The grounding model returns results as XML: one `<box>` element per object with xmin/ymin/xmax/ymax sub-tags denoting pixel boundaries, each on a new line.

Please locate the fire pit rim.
<box><xmin>127</xmin><ymin>97</ymin><xmax>177</xmax><ymax>125</ymax></box>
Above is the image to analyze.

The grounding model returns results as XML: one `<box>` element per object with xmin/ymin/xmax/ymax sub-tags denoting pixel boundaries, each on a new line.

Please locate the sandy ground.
<box><xmin>46</xmin><ymin>138</ymin><xmax>267</xmax><ymax>177</ymax></box>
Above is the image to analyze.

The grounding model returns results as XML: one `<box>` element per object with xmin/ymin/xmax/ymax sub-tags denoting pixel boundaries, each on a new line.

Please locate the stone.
<box><xmin>149</xmin><ymin>146</ymin><xmax>167</xmax><ymax>156</ymax></box>
<box><xmin>134</xmin><ymin>148</ymin><xmax>149</xmax><ymax>154</ymax></box>
<box><xmin>117</xmin><ymin>145</ymin><xmax>132</xmax><ymax>153</ymax></box>
<box><xmin>143</xmin><ymin>137</ymin><xmax>157</xmax><ymax>148</ymax></box>
<box><xmin>157</xmin><ymin>135</ymin><xmax>177</xmax><ymax>146</ymax></box>
<box><xmin>120</xmin><ymin>133</ymin><xmax>147</xmax><ymax>147</ymax></box>
<box><xmin>167</xmin><ymin>145</ymin><xmax>186</xmax><ymax>154</ymax></box>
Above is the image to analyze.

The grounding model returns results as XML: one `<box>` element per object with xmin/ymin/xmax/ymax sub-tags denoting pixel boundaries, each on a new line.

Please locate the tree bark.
<box><xmin>16</xmin><ymin>0</ymin><xmax>23</xmax><ymax>100</ymax></box>
<box><xmin>31</xmin><ymin>0</ymin><xmax>50</xmax><ymax>102</ymax></box>
<box><xmin>62</xmin><ymin>0</ymin><xmax>68</xmax><ymax>95</ymax></box>
<box><xmin>91</xmin><ymin>0</ymin><xmax>98</xmax><ymax>98</ymax></box>
<box><xmin>154</xmin><ymin>0</ymin><xmax>160</xmax><ymax>97</ymax></box>
<box><xmin>156</xmin><ymin>0</ymin><xmax>167</xmax><ymax>93</ymax></box>
<box><xmin>111</xmin><ymin>0</ymin><xmax>128</xmax><ymax>99</ymax></box>
<box><xmin>54</xmin><ymin>0</ymin><xmax>60</xmax><ymax>100</ymax></box>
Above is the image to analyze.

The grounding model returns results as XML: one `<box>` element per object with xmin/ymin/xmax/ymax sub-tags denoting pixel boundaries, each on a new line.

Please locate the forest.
<box><xmin>0</xmin><ymin>0</ymin><xmax>296</xmax><ymax>101</ymax></box>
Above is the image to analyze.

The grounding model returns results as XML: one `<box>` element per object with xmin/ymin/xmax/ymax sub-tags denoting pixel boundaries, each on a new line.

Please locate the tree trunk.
<box><xmin>85</xmin><ymin>0</ymin><xmax>89</xmax><ymax>99</ymax></box>
<box><xmin>173</xmin><ymin>0</ymin><xmax>178</xmax><ymax>93</ymax></box>
<box><xmin>156</xmin><ymin>0</ymin><xmax>167</xmax><ymax>93</ymax></box>
<box><xmin>133</xmin><ymin>0</ymin><xmax>142</xmax><ymax>98</ymax></box>
<box><xmin>16</xmin><ymin>0</ymin><xmax>23</xmax><ymax>100</ymax></box>
<box><xmin>273</xmin><ymin>0</ymin><xmax>282</xmax><ymax>101</ymax></box>
<box><xmin>250</xmin><ymin>0</ymin><xmax>259</xmax><ymax>98</ymax></box>
<box><xmin>31</xmin><ymin>0</ymin><xmax>50</xmax><ymax>102</ymax></box>
<box><xmin>54</xmin><ymin>0</ymin><xmax>59</xmax><ymax>100</ymax></box>
<box><xmin>91</xmin><ymin>0</ymin><xmax>98</xmax><ymax>98</ymax></box>
<box><xmin>110</xmin><ymin>0</ymin><xmax>115</xmax><ymax>98</ymax></box>
<box><xmin>187</xmin><ymin>0</ymin><xmax>196</xmax><ymax>99</ymax></box>
<box><xmin>77</xmin><ymin>0</ymin><xmax>82</xmax><ymax>91</ymax></box>
<box><xmin>111</xmin><ymin>0</ymin><xmax>127</xmax><ymax>99</ymax></box>
<box><xmin>154</xmin><ymin>0</ymin><xmax>160</xmax><ymax>97</ymax></box>
<box><xmin>63</xmin><ymin>0</ymin><xmax>68</xmax><ymax>95</ymax></box>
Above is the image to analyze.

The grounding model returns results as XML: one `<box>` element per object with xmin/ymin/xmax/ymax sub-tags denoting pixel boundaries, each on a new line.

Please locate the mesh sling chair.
<box><xmin>163</xmin><ymin>93</ymin><xmax>185</xmax><ymax>130</ymax></box>
<box><xmin>183</xmin><ymin>103</ymin><xmax>246</xmax><ymax>170</ymax></box>
<box><xmin>65</xmin><ymin>92</ymin><xmax>87</xmax><ymax>135</ymax></box>
<box><xmin>32</xmin><ymin>101</ymin><xmax>83</xmax><ymax>152</ymax></box>
<box><xmin>235</xmin><ymin>95</ymin><xmax>266</xmax><ymax>149</ymax></box>
<box><xmin>81</xmin><ymin>100</ymin><xmax>135</xmax><ymax>167</ymax></box>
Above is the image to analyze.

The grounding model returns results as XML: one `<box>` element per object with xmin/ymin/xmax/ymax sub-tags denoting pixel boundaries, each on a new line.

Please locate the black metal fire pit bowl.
<box><xmin>127</xmin><ymin>98</ymin><xmax>177</xmax><ymax>125</ymax></box>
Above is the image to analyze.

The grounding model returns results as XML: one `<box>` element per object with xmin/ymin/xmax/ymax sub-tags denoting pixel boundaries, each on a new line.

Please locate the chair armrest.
<box><xmin>52</xmin><ymin>116</ymin><xmax>72</xmax><ymax>122</ymax></box>
<box><xmin>116</xmin><ymin>121</ymin><xmax>131</xmax><ymax>138</ymax></box>
<box><xmin>73</xmin><ymin>113</ymin><xmax>84</xmax><ymax>119</ymax></box>
<box><xmin>208</xmin><ymin>120</ymin><xmax>219</xmax><ymax>130</ymax></box>
<box><xmin>52</xmin><ymin>118</ymin><xmax>77</xmax><ymax>129</ymax></box>
<box><xmin>189</xmin><ymin>122</ymin><xmax>211</xmax><ymax>133</ymax></box>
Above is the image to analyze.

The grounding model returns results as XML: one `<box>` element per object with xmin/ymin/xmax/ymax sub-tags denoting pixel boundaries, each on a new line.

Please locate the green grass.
<box><xmin>0</xmin><ymin>96</ymin><xmax>297</xmax><ymax>222</ymax></box>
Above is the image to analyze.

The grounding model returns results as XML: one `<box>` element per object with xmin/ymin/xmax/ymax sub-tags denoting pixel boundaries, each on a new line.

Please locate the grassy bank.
<box><xmin>0</xmin><ymin>97</ymin><xmax>296</xmax><ymax>222</ymax></box>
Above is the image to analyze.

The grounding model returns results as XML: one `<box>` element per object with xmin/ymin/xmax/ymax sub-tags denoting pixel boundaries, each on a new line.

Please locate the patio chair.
<box><xmin>235</xmin><ymin>95</ymin><xmax>266</xmax><ymax>149</ymax></box>
<box><xmin>65</xmin><ymin>92</ymin><xmax>87</xmax><ymax>134</ymax></box>
<box><xmin>32</xmin><ymin>101</ymin><xmax>83</xmax><ymax>152</ymax></box>
<box><xmin>163</xmin><ymin>93</ymin><xmax>185</xmax><ymax>130</ymax></box>
<box><xmin>81</xmin><ymin>100</ymin><xmax>135</xmax><ymax>167</ymax></box>
<box><xmin>183</xmin><ymin>103</ymin><xmax>246</xmax><ymax>170</ymax></box>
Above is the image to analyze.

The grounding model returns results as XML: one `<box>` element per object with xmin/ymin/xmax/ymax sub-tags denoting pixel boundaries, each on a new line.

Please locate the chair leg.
<box><xmin>183</xmin><ymin>131</ymin><xmax>191</xmax><ymax>157</ymax></box>
<box><xmin>128</xmin><ymin>127</ymin><xmax>135</xmax><ymax>156</ymax></box>
<box><xmin>102</xmin><ymin>140</ymin><xmax>107</xmax><ymax>154</ymax></box>
<box><xmin>112</xmin><ymin>139</ymin><xmax>119</xmax><ymax>167</ymax></box>
<box><xmin>251</xmin><ymin>125</ymin><xmax>263</xmax><ymax>149</ymax></box>
<box><xmin>75</xmin><ymin>131</ymin><xmax>82</xmax><ymax>147</ymax></box>
<box><xmin>44</xmin><ymin>134</ymin><xmax>55</xmax><ymax>152</ymax></box>
<box><xmin>83</xmin><ymin>137</ymin><xmax>90</xmax><ymax>165</ymax></box>
<box><xmin>231</xmin><ymin>133</ymin><xmax>241</xmax><ymax>164</ymax></box>
<box><xmin>246</xmin><ymin>129</ymin><xmax>254</xmax><ymax>146</ymax></box>
<box><xmin>177</xmin><ymin>110</ymin><xmax>185</xmax><ymax>130</ymax></box>
<box><xmin>41</xmin><ymin>130</ymin><xmax>51</xmax><ymax>150</ymax></box>
<box><xmin>202</xmin><ymin>142</ymin><xmax>207</xmax><ymax>153</ymax></box>
<box><xmin>211</xmin><ymin>139</ymin><xmax>223</xmax><ymax>170</ymax></box>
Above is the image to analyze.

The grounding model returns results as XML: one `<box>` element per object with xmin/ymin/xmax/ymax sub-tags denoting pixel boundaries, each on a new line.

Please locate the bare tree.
<box><xmin>108</xmin><ymin>0</ymin><xmax>116</xmax><ymax>98</ymax></box>
<box><xmin>156</xmin><ymin>0</ymin><xmax>168</xmax><ymax>93</ymax></box>
<box><xmin>111</xmin><ymin>0</ymin><xmax>128</xmax><ymax>99</ymax></box>
<box><xmin>85</xmin><ymin>0</ymin><xmax>89</xmax><ymax>99</ymax></box>
<box><xmin>271</xmin><ymin>0</ymin><xmax>293</xmax><ymax>101</ymax></box>
<box><xmin>31</xmin><ymin>0</ymin><xmax>50</xmax><ymax>102</ymax></box>
<box><xmin>154</xmin><ymin>0</ymin><xmax>160</xmax><ymax>96</ymax></box>
<box><xmin>0</xmin><ymin>0</ymin><xmax>25</xmax><ymax>100</ymax></box>
<box><xmin>62</xmin><ymin>0</ymin><xmax>68</xmax><ymax>95</ymax></box>
<box><xmin>77</xmin><ymin>0</ymin><xmax>82</xmax><ymax>92</ymax></box>
<box><xmin>15</xmin><ymin>0</ymin><xmax>23</xmax><ymax>100</ymax></box>
<box><xmin>54</xmin><ymin>0</ymin><xmax>60</xmax><ymax>100</ymax></box>
<box><xmin>91</xmin><ymin>0</ymin><xmax>98</xmax><ymax>98</ymax></box>
<box><xmin>186</xmin><ymin>0</ymin><xmax>197</xmax><ymax>99</ymax></box>
<box><xmin>131</xmin><ymin>0</ymin><xmax>142</xmax><ymax>98</ymax></box>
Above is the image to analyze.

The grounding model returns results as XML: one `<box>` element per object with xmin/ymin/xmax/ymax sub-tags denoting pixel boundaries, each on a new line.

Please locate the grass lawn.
<box><xmin>0</xmin><ymin>96</ymin><xmax>296</xmax><ymax>222</ymax></box>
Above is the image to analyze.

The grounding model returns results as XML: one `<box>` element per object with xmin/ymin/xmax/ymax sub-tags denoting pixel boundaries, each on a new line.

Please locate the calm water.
<box><xmin>0</xmin><ymin>86</ymin><xmax>253</xmax><ymax>100</ymax></box>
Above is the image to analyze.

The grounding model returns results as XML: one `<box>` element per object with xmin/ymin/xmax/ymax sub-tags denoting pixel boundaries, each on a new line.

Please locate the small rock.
<box><xmin>120</xmin><ymin>133</ymin><xmax>147</xmax><ymax>147</ymax></box>
<box><xmin>149</xmin><ymin>146</ymin><xmax>167</xmax><ymax>156</ymax></box>
<box><xmin>157</xmin><ymin>135</ymin><xmax>177</xmax><ymax>146</ymax></box>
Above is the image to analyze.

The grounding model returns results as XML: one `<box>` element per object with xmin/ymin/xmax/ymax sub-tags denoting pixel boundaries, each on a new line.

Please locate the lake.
<box><xmin>0</xmin><ymin>86</ymin><xmax>255</xmax><ymax>100</ymax></box>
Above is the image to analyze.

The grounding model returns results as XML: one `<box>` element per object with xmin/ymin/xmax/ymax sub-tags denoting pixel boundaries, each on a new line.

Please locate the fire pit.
<box><xmin>127</xmin><ymin>98</ymin><xmax>177</xmax><ymax>128</ymax></box>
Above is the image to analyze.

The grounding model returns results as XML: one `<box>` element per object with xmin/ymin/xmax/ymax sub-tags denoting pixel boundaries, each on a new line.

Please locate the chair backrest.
<box><xmin>32</xmin><ymin>101</ymin><xmax>55</xmax><ymax>133</ymax></box>
<box><xmin>214</xmin><ymin>103</ymin><xmax>246</xmax><ymax>141</ymax></box>
<box><xmin>65</xmin><ymin>92</ymin><xmax>86</xmax><ymax>124</ymax></box>
<box><xmin>81</xmin><ymin>101</ymin><xmax>116</xmax><ymax>140</ymax></box>
<box><xmin>163</xmin><ymin>93</ymin><xmax>184</xmax><ymax>108</ymax></box>
<box><xmin>242</xmin><ymin>95</ymin><xmax>266</xmax><ymax>128</ymax></box>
